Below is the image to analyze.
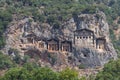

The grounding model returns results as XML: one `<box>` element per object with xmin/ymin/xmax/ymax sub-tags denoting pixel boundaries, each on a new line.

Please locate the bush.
<box><xmin>82</xmin><ymin>5</ymin><xmax>96</xmax><ymax>14</ymax></box>
<box><xmin>0</xmin><ymin>10</ymin><xmax>12</xmax><ymax>48</ymax></box>
<box><xmin>0</xmin><ymin>36</ymin><xmax>5</xmax><ymax>49</ymax></box>
<box><xmin>8</xmin><ymin>48</ymin><xmax>22</xmax><ymax>64</ymax></box>
<box><xmin>59</xmin><ymin>68</ymin><xmax>79</xmax><ymax>80</ymax></box>
<box><xmin>0</xmin><ymin>66</ymin><xmax>85</xmax><ymax>80</ymax></box>
<box><xmin>95</xmin><ymin>59</ymin><xmax>120</xmax><ymax>80</ymax></box>
<box><xmin>0</xmin><ymin>52</ymin><xmax>15</xmax><ymax>70</ymax></box>
<box><xmin>33</xmin><ymin>67</ymin><xmax>59</xmax><ymax>80</ymax></box>
<box><xmin>0</xmin><ymin>67</ymin><xmax>32</xmax><ymax>80</ymax></box>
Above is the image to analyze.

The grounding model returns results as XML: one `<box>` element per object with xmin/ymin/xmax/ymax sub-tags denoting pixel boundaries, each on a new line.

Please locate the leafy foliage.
<box><xmin>59</xmin><ymin>68</ymin><xmax>79</xmax><ymax>80</ymax></box>
<box><xmin>95</xmin><ymin>59</ymin><xmax>120</xmax><ymax>80</ymax></box>
<box><xmin>0</xmin><ymin>52</ymin><xmax>15</xmax><ymax>70</ymax></box>
<box><xmin>33</xmin><ymin>67</ymin><xmax>59</xmax><ymax>80</ymax></box>
<box><xmin>0</xmin><ymin>0</ymin><xmax>120</xmax><ymax>79</ymax></box>
<box><xmin>0</xmin><ymin>10</ymin><xmax>12</xmax><ymax>48</ymax></box>
<box><xmin>0</xmin><ymin>67</ymin><xmax>32</xmax><ymax>80</ymax></box>
<box><xmin>0</xmin><ymin>66</ymin><xmax>84</xmax><ymax>80</ymax></box>
<box><xmin>0</xmin><ymin>0</ymin><xmax>120</xmax><ymax>49</ymax></box>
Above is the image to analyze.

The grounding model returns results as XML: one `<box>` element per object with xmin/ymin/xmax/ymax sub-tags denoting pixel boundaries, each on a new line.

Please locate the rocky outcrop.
<box><xmin>2</xmin><ymin>11</ymin><xmax>117</xmax><ymax>69</ymax></box>
<box><xmin>72</xmin><ymin>11</ymin><xmax>117</xmax><ymax>68</ymax></box>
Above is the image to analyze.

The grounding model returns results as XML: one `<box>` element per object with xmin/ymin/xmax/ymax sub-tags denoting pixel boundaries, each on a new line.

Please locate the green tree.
<box><xmin>95</xmin><ymin>59</ymin><xmax>120</xmax><ymax>80</ymax></box>
<box><xmin>0</xmin><ymin>52</ymin><xmax>15</xmax><ymax>70</ymax></box>
<box><xmin>59</xmin><ymin>68</ymin><xmax>79</xmax><ymax>80</ymax></box>
<box><xmin>0</xmin><ymin>67</ymin><xmax>32</xmax><ymax>80</ymax></box>
<box><xmin>8</xmin><ymin>48</ymin><xmax>22</xmax><ymax>64</ymax></box>
<box><xmin>0</xmin><ymin>10</ymin><xmax>12</xmax><ymax>48</ymax></box>
<box><xmin>79</xmin><ymin>76</ymin><xmax>86</xmax><ymax>80</ymax></box>
<box><xmin>33</xmin><ymin>67</ymin><xmax>59</xmax><ymax>80</ymax></box>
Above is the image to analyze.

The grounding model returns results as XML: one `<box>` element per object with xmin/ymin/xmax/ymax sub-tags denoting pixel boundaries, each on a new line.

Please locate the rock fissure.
<box><xmin>3</xmin><ymin>11</ymin><xmax>117</xmax><ymax>70</ymax></box>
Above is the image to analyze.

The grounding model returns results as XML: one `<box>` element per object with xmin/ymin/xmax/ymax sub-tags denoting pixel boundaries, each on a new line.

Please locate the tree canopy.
<box><xmin>0</xmin><ymin>66</ymin><xmax>84</xmax><ymax>80</ymax></box>
<box><xmin>95</xmin><ymin>59</ymin><xmax>120</xmax><ymax>80</ymax></box>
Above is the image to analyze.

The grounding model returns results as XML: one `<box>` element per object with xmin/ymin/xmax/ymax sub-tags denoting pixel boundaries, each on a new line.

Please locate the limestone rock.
<box><xmin>2</xmin><ymin>11</ymin><xmax>117</xmax><ymax>69</ymax></box>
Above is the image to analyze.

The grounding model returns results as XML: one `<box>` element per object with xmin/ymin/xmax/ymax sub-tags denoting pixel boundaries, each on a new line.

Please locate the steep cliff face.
<box><xmin>2</xmin><ymin>11</ymin><xmax>117</xmax><ymax>69</ymax></box>
<box><xmin>73</xmin><ymin>11</ymin><xmax>117</xmax><ymax>68</ymax></box>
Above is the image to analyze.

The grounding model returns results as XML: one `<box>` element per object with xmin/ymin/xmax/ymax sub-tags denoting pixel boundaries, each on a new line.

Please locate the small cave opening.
<box><xmin>20</xmin><ymin>39</ymin><xmax>24</xmax><ymax>43</ymax></box>
<box><xmin>84</xmin><ymin>54</ymin><xmax>87</xmax><ymax>57</ymax></box>
<box><xmin>79</xmin><ymin>60</ymin><xmax>81</xmax><ymax>62</ymax></box>
<box><xmin>68</xmin><ymin>56</ymin><xmax>72</xmax><ymax>60</ymax></box>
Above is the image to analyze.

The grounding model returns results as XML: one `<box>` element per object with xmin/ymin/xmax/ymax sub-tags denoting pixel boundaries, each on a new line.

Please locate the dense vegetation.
<box><xmin>1</xmin><ymin>50</ymin><xmax>120</xmax><ymax>80</ymax></box>
<box><xmin>0</xmin><ymin>52</ymin><xmax>85</xmax><ymax>80</ymax></box>
<box><xmin>0</xmin><ymin>0</ymin><xmax>120</xmax><ymax>49</ymax></box>
<box><xmin>0</xmin><ymin>0</ymin><xmax>120</xmax><ymax>52</ymax></box>
<box><xmin>0</xmin><ymin>67</ymin><xmax>83</xmax><ymax>80</ymax></box>
<box><xmin>0</xmin><ymin>51</ymin><xmax>85</xmax><ymax>80</ymax></box>
<box><xmin>95</xmin><ymin>59</ymin><xmax>120</xmax><ymax>80</ymax></box>
<box><xmin>0</xmin><ymin>10</ymin><xmax>12</xmax><ymax>48</ymax></box>
<box><xmin>1</xmin><ymin>0</ymin><xmax>120</xmax><ymax>80</ymax></box>
<box><xmin>0</xmin><ymin>52</ymin><xmax>15</xmax><ymax>70</ymax></box>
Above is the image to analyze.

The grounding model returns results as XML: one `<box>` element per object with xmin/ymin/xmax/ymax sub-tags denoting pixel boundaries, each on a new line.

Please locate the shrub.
<box><xmin>0</xmin><ymin>52</ymin><xmax>15</xmax><ymax>70</ymax></box>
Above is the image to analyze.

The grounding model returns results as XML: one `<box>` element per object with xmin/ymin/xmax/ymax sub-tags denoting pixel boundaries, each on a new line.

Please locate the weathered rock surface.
<box><xmin>2</xmin><ymin>11</ymin><xmax>117</xmax><ymax>70</ymax></box>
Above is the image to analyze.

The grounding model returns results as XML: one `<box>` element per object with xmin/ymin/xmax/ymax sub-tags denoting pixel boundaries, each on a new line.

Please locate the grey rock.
<box><xmin>2</xmin><ymin>11</ymin><xmax>117</xmax><ymax>68</ymax></box>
